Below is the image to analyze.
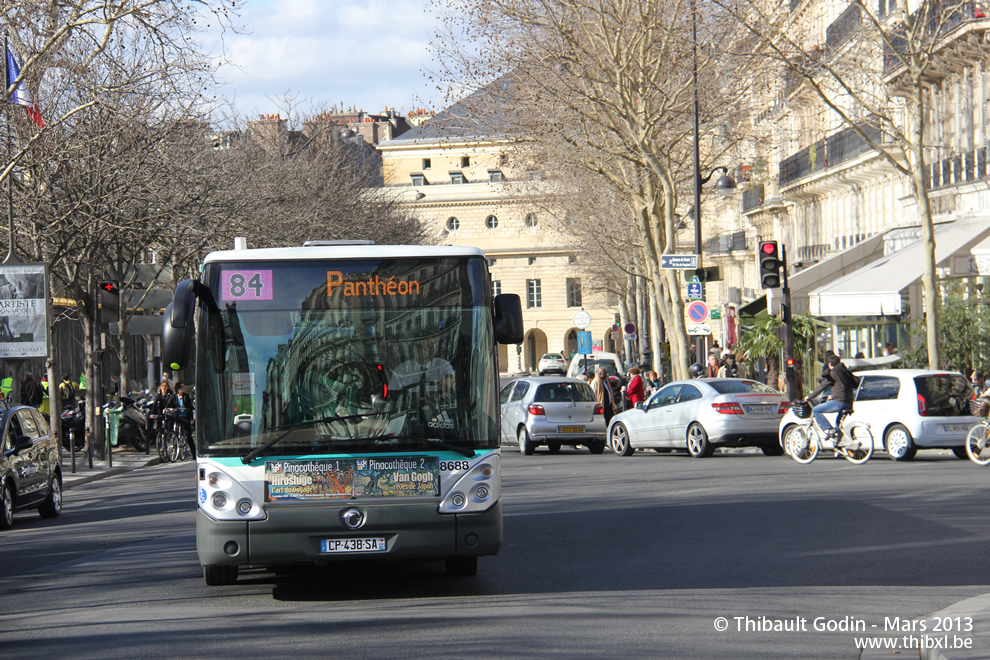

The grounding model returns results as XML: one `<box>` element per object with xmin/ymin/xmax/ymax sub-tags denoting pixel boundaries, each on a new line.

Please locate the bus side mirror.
<box><xmin>494</xmin><ymin>294</ymin><xmax>523</xmax><ymax>345</ymax></box>
<box><xmin>162</xmin><ymin>279</ymin><xmax>199</xmax><ymax>370</ymax></box>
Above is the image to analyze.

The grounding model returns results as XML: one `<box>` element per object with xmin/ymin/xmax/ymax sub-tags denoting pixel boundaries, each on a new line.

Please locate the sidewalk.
<box><xmin>61</xmin><ymin>446</ymin><xmax>161</xmax><ymax>489</ymax></box>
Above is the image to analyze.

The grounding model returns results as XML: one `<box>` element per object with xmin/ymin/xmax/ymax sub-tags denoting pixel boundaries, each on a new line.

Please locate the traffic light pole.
<box><xmin>781</xmin><ymin>245</ymin><xmax>797</xmax><ymax>401</ymax></box>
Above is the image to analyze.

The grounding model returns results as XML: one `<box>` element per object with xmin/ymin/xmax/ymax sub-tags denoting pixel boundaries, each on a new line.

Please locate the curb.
<box><xmin>63</xmin><ymin>455</ymin><xmax>161</xmax><ymax>490</ymax></box>
<box><xmin>859</xmin><ymin>595</ymin><xmax>990</xmax><ymax>660</ymax></box>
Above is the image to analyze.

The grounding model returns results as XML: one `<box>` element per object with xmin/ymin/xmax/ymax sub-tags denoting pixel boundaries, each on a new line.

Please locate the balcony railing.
<box><xmin>884</xmin><ymin>2</ymin><xmax>988</xmax><ymax>74</ymax></box>
<box><xmin>927</xmin><ymin>146</ymin><xmax>990</xmax><ymax>189</ymax></box>
<box><xmin>742</xmin><ymin>184</ymin><xmax>765</xmax><ymax>212</ymax></box>
<box><xmin>779</xmin><ymin>124</ymin><xmax>883</xmax><ymax>186</ymax></box>
<box><xmin>704</xmin><ymin>231</ymin><xmax>749</xmax><ymax>254</ymax></box>
<box><xmin>826</xmin><ymin>4</ymin><xmax>862</xmax><ymax>51</ymax></box>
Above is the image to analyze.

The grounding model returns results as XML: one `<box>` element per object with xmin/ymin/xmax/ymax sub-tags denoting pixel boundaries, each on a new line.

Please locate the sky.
<box><xmin>205</xmin><ymin>0</ymin><xmax>446</xmax><ymax>120</ymax></box>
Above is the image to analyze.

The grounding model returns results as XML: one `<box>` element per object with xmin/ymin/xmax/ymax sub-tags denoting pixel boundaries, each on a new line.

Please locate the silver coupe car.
<box><xmin>607</xmin><ymin>378</ymin><xmax>790</xmax><ymax>458</ymax></box>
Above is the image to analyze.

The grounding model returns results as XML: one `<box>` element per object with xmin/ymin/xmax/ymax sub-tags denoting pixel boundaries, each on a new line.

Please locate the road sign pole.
<box><xmin>781</xmin><ymin>244</ymin><xmax>796</xmax><ymax>401</ymax></box>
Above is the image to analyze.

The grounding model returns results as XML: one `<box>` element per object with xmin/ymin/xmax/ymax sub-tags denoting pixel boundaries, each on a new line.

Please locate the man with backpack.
<box><xmin>59</xmin><ymin>373</ymin><xmax>77</xmax><ymax>407</ymax></box>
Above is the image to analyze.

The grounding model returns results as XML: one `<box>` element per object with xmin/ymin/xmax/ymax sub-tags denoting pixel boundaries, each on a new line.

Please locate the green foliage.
<box><xmin>736</xmin><ymin>313</ymin><xmax>816</xmax><ymax>363</ymax></box>
<box><xmin>901</xmin><ymin>301</ymin><xmax>990</xmax><ymax>372</ymax></box>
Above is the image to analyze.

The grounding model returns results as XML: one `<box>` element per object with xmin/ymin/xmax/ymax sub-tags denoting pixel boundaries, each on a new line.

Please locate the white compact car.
<box><xmin>537</xmin><ymin>353</ymin><xmax>568</xmax><ymax>375</ymax></box>
<box><xmin>779</xmin><ymin>369</ymin><xmax>978</xmax><ymax>460</ymax></box>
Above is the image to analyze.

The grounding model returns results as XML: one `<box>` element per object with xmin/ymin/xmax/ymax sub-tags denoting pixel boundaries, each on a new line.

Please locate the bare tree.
<box><xmin>433</xmin><ymin>0</ymin><xmax>749</xmax><ymax>378</ymax></box>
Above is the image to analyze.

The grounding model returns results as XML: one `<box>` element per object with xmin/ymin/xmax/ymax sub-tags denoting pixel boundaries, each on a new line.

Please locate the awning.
<box><xmin>737</xmin><ymin>294</ymin><xmax>767</xmax><ymax>324</ymax></box>
<box><xmin>809</xmin><ymin>214</ymin><xmax>990</xmax><ymax>317</ymax></box>
<box><xmin>768</xmin><ymin>232</ymin><xmax>885</xmax><ymax>316</ymax></box>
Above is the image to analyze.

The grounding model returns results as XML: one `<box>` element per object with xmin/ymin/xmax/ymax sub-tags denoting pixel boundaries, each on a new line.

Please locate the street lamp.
<box><xmin>691</xmin><ymin>0</ymin><xmax>736</xmax><ymax>369</ymax></box>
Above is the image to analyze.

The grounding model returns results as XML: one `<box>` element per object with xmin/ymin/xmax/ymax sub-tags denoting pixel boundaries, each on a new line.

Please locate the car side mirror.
<box><xmin>14</xmin><ymin>435</ymin><xmax>32</xmax><ymax>451</ymax></box>
<box><xmin>636</xmin><ymin>402</ymin><xmax>644</xmax><ymax>410</ymax></box>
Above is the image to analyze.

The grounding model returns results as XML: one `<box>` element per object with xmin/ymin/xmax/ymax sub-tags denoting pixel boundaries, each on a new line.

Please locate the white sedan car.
<box><xmin>537</xmin><ymin>353</ymin><xmax>568</xmax><ymax>375</ymax></box>
<box><xmin>779</xmin><ymin>369</ymin><xmax>978</xmax><ymax>460</ymax></box>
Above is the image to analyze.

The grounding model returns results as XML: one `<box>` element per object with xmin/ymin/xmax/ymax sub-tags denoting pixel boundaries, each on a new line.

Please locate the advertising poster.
<box><xmin>264</xmin><ymin>456</ymin><xmax>440</xmax><ymax>502</ymax></box>
<box><xmin>0</xmin><ymin>264</ymin><xmax>48</xmax><ymax>359</ymax></box>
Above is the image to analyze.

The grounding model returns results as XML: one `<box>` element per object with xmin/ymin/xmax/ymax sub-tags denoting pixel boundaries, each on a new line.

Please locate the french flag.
<box><xmin>6</xmin><ymin>47</ymin><xmax>43</xmax><ymax>128</ymax></box>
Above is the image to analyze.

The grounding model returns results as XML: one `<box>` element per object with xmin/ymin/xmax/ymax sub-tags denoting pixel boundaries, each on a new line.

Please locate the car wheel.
<box><xmin>610</xmin><ymin>423</ymin><xmax>635</xmax><ymax>456</ymax></box>
<box><xmin>0</xmin><ymin>481</ymin><xmax>12</xmax><ymax>530</ymax></box>
<box><xmin>203</xmin><ymin>564</ymin><xmax>238</xmax><ymax>586</ymax></box>
<box><xmin>547</xmin><ymin>441</ymin><xmax>561</xmax><ymax>453</ymax></box>
<box><xmin>761</xmin><ymin>444</ymin><xmax>785</xmax><ymax>457</ymax></box>
<box><xmin>686</xmin><ymin>423</ymin><xmax>715</xmax><ymax>458</ymax></box>
<box><xmin>588</xmin><ymin>439</ymin><xmax>606</xmax><ymax>454</ymax></box>
<box><xmin>885</xmin><ymin>424</ymin><xmax>917</xmax><ymax>461</ymax></box>
<box><xmin>952</xmin><ymin>447</ymin><xmax>969</xmax><ymax>460</ymax></box>
<box><xmin>38</xmin><ymin>474</ymin><xmax>62</xmax><ymax>519</ymax></box>
<box><xmin>518</xmin><ymin>428</ymin><xmax>536</xmax><ymax>455</ymax></box>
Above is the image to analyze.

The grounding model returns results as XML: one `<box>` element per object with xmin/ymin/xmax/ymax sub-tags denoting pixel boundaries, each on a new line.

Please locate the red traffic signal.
<box><xmin>758</xmin><ymin>241</ymin><xmax>781</xmax><ymax>288</ymax></box>
<box><xmin>100</xmin><ymin>281</ymin><xmax>118</xmax><ymax>295</ymax></box>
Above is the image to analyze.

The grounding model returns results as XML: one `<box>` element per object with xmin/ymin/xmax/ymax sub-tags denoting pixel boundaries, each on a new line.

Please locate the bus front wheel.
<box><xmin>445</xmin><ymin>556</ymin><xmax>478</xmax><ymax>577</ymax></box>
<box><xmin>204</xmin><ymin>564</ymin><xmax>239</xmax><ymax>586</ymax></box>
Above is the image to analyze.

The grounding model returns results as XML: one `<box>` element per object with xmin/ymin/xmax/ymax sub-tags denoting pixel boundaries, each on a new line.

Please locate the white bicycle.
<box><xmin>786</xmin><ymin>401</ymin><xmax>874</xmax><ymax>465</ymax></box>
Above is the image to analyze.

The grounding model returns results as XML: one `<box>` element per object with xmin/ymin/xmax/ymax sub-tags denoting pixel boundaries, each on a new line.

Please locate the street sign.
<box><xmin>687</xmin><ymin>281</ymin><xmax>703</xmax><ymax>299</ymax></box>
<box><xmin>625</xmin><ymin>332</ymin><xmax>637</xmax><ymax>341</ymax></box>
<box><xmin>686</xmin><ymin>300</ymin><xmax>710</xmax><ymax>323</ymax></box>
<box><xmin>710</xmin><ymin>309</ymin><xmax>722</xmax><ymax>320</ymax></box>
<box><xmin>687</xmin><ymin>324</ymin><xmax>712</xmax><ymax>336</ymax></box>
<box><xmin>624</xmin><ymin>323</ymin><xmax>636</xmax><ymax>334</ymax></box>
<box><xmin>658</xmin><ymin>342</ymin><xmax>670</xmax><ymax>360</ymax></box>
<box><xmin>573</xmin><ymin>310</ymin><xmax>591</xmax><ymax>329</ymax></box>
<box><xmin>577</xmin><ymin>330</ymin><xmax>592</xmax><ymax>354</ymax></box>
<box><xmin>661</xmin><ymin>254</ymin><xmax>699</xmax><ymax>270</ymax></box>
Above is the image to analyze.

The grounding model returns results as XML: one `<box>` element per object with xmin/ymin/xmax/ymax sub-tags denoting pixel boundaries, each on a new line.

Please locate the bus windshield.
<box><xmin>195</xmin><ymin>257</ymin><xmax>499</xmax><ymax>457</ymax></box>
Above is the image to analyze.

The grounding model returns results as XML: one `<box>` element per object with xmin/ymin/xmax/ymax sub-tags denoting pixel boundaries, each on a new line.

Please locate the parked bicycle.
<box><xmin>786</xmin><ymin>400</ymin><xmax>875</xmax><ymax>465</ymax></box>
<box><xmin>156</xmin><ymin>408</ymin><xmax>190</xmax><ymax>463</ymax></box>
<box><xmin>965</xmin><ymin>400</ymin><xmax>990</xmax><ymax>465</ymax></box>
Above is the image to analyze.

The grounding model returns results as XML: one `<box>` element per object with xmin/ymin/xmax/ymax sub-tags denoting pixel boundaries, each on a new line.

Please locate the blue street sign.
<box><xmin>577</xmin><ymin>330</ymin><xmax>593</xmax><ymax>354</ymax></box>
<box><xmin>687</xmin><ymin>281</ymin><xmax>703</xmax><ymax>299</ymax></box>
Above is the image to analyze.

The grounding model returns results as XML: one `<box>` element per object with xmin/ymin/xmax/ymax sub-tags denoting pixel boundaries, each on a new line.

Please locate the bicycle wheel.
<box><xmin>156</xmin><ymin>431</ymin><xmax>169</xmax><ymax>463</ymax></box>
<box><xmin>165</xmin><ymin>428</ymin><xmax>182</xmax><ymax>463</ymax></box>
<box><xmin>840</xmin><ymin>423</ymin><xmax>874</xmax><ymax>464</ymax></box>
<box><xmin>966</xmin><ymin>422</ymin><xmax>990</xmax><ymax>466</ymax></box>
<box><xmin>788</xmin><ymin>425</ymin><xmax>819</xmax><ymax>464</ymax></box>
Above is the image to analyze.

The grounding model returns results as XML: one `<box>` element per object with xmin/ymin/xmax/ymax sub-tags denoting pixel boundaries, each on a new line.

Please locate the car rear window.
<box><xmin>708</xmin><ymin>380</ymin><xmax>778</xmax><ymax>395</ymax></box>
<box><xmin>534</xmin><ymin>382</ymin><xmax>596</xmax><ymax>403</ymax></box>
<box><xmin>914</xmin><ymin>374</ymin><xmax>972</xmax><ymax>416</ymax></box>
<box><xmin>577</xmin><ymin>361</ymin><xmax>621</xmax><ymax>378</ymax></box>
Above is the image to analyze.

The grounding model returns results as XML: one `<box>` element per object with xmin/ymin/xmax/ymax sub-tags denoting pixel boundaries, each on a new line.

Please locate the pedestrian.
<box><xmin>109</xmin><ymin>375</ymin><xmax>120</xmax><ymax>397</ymax></box>
<box><xmin>971</xmin><ymin>370</ymin><xmax>986</xmax><ymax>397</ymax></box>
<box><xmin>717</xmin><ymin>353</ymin><xmax>748</xmax><ymax>379</ymax></box>
<box><xmin>644</xmin><ymin>370</ymin><xmax>661</xmax><ymax>397</ymax></box>
<box><xmin>625</xmin><ymin>367</ymin><xmax>645</xmax><ymax>408</ymax></box>
<box><xmin>882</xmin><ymin>342</ymin><xmax>897</xmax><ymax>356</ymax></box>
<box><xmin>20</xmin><ymin>372</ymin><xmax>43</xmax><ymax>408</ymax></box>
<box><xmin>592</xmin><ymin>367</ymin><xmax>615</xmax><ymax>424</ymax></box>
<box><xmin>173</xmin><ymin>382</ymin><xmax>195</xmax><ymax>459</ymax></box>
<box><xmin>706</xmin><ymin>353</ymin><xmax>720</xmax><ymax>378</ymax></box>
<box><xmin>58</xmin><ymin>373</ymin><xmax>77</xmax><ymax>407</ymax></box>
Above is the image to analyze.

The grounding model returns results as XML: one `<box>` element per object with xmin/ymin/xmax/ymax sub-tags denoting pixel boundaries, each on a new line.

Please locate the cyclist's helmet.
<box><xmin>688</xmin><ymin>363</ymin><xmax>704</xmax><ymax>379</ymax></box>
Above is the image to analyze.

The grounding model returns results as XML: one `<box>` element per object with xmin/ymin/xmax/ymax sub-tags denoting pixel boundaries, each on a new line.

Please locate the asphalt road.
<box><xmin>0</xmin><ymin>448</ymin><xmax>988</xmax><ymax>658</ymax></box>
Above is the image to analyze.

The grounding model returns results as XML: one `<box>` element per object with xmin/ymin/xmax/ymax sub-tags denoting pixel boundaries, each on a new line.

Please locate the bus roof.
<box><xmin>203</xmin><ymin>244</ymin><xmax>488</xmax><ymax>264</ymax></box>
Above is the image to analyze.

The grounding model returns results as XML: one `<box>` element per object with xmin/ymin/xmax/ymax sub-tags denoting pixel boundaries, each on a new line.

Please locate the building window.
<box><xmin>569</xmin><ymin>255</ymin><xmax>578</xmax><ymax>264</ymax></box>
<box><xmin>461</xmin><ymin>156</ymin><xmax>470</xmax><ymax>167</ymax></box>
<box><xmin>486</xmin><ymin>214</ymin><xmax>499</xmax><ymax>229</ymax></box>
<box><xmin>492</xmin><ymin>280</ymin><xmax>501</xmax><ymax>296</ymax></box>
<box><xmin>446</xmin><ymin>217</ymin><xmax>459</xmax><ymax>231</ymax></box>
<box><xmin>528</xmin><ymin>256</ymin><xmax>537</xmax><ymax>265</ymax></box>
<box><xmin>449</xmin><ymin>171</ymin><xmax>465</xmax><ymax>184</ymax></box>
<box><xmin>422</xmin><ymin>158</ymin><xmax>431</xmax><ymax>170</ymax></box>
<box><xmin>488</xmin><ymin>169</ymin><xmax>503</xmax><ymax>183</ymax></box>
<box><xmin>566</xmin><ymin>279</ymin><xmax>582</xmax><ymax>307</ymax></box>
<box><xmin>411</xmin><ymin>173</ymin><xmax>426</xmax><ymax>186</ymax></box>
<box><xmin>489</xmin><ymin>258</ymin><xmax>497</xmax><ymax>266</ymax></box>
<box><xmin>527</xmin><ymin>279</ymin><xmax>542</xmax><ymax>308</ymax></box>
<box><xmin>500</xmin><ymin>154</ymin><xmax>509</xmax><ymax>166</ymax></box>
<box><xmin>524</xmin><ymin>212</ymin><xmax>538</xmax><ymax>227</ymax></box>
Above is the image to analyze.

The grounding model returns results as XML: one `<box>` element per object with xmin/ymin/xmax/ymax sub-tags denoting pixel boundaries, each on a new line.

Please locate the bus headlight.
<box><xmin>199</xmin><ymin>462</ymin><xmax>266</xmax><ymax>522</ymax></box>
<box><xmin>439</xmin><ymin>455</ymin><xmax>500</xmax><ymax>514</ymax></box>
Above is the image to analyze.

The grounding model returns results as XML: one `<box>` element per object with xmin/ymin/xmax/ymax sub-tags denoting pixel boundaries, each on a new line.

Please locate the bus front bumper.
<box><xmin>196</xmin><ymin>500</ymin><xmax>502</xmax><ymax>567</ymax></box>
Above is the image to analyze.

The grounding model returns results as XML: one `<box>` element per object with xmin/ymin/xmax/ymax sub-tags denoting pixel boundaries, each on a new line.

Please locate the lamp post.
<box><xmin>691</xmin><ymin>0</ymin><xmax>736</xmax><ymax>367</ymax></box>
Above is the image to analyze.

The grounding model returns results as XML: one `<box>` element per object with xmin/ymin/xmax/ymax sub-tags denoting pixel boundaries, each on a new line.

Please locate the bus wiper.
<box><xmin>344</xmin><ymin>434</ymin><xmax>475</xmax><ymax>458</ymax></box>
<box><xmin>241</xmin><ymin>413</ymin><xmax>380</xmax><ymax>464</ymax></box>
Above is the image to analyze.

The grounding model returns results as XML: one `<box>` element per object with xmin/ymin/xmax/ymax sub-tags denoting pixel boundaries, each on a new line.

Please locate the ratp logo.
<box><xmin>199</xmin><ymin>488</ymin><xmax>206</xmax><ymax>505</ymax></box>
<box><xmin>356</xmin><ymin>459</ymin><xmax>367</xmax><ymax>470</ymax></box>
<box><xmin>269</xmin><ymin>462</ymin><xmax>283</xmax><ymax>473</ymax></box>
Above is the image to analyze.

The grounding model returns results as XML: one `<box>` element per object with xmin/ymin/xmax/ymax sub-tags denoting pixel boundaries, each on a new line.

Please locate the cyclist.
<box><xmin>800</xmin><ymin>353</ymin><xmax>860</xmax><ymax>445</ymax></box>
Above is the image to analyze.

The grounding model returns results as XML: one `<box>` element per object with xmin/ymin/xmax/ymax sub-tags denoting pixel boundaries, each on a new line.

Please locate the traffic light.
<box><xmin>694</xmin><ymin>266</ymin><xmax>721</xmax><ymax>282</ymax></box>
<box><xmin>759</xmin><ymin>241</ymin><xmax>781</xmax><ymax>288</ymax></box>
<box><xmin>785</xmin><ymin>356</ymin><xmax>796</xmax><ymax>382</ymax></box>
<box><xmin>99</xmin><ymin>281</ymin><xmax>119</xmax><ymax>323</ymax></box>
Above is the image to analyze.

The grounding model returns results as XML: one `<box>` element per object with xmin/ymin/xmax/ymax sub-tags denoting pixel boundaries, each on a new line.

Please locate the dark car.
<box><xmin>0</xmin><ymin>401</ymin><xmax>61</xmax><ymax>528</ymax></box>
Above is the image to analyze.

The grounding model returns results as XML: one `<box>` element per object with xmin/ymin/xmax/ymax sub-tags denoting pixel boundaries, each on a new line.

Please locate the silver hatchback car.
<box><xmin>499</xmin><ymin>377</ymin><xmax>607</xmax><ymax>454</ymax></box>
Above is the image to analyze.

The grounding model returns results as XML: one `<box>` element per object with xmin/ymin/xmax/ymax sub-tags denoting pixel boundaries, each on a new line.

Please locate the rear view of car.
<box><xmin>500</xmin><ymin>377</ymin><xmax>607</xmax><ymax>454</ymax></box>
<box><xmin>537</xmin><ymin>353</ymin><xmax>567</xmax><ymax>375</ymax></box>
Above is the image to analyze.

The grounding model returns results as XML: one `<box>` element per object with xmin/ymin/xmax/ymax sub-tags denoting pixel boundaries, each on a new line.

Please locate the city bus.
<box><xmin>162</xmin><ymin>241</ymin><xmax>522</xmax><ymax>585</ymax></box>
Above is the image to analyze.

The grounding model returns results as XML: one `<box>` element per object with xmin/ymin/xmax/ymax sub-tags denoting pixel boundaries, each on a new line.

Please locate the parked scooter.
<box><xmin>59</xmin><ymin>400</ymin><xmax>86</xmax><ymax>453</ymax></box>
<box><xmin>117</xmin><ymin>395</ymin><xmax>152</xmax><ymax>452</ymax></box>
